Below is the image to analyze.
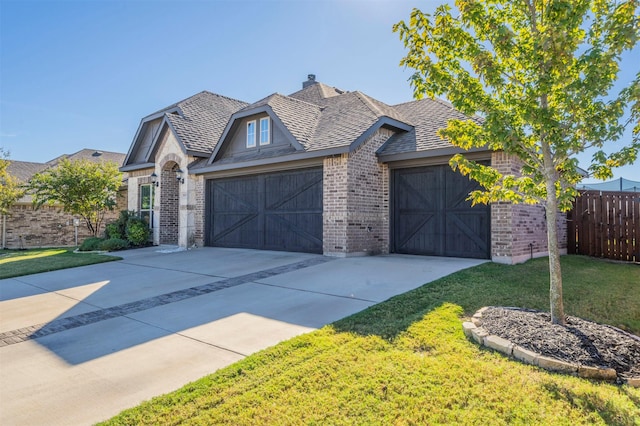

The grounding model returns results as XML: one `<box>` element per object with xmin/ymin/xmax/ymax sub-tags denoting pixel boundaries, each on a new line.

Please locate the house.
<box><xmin>121</xmin><ymin>75</ymin><xmax>565</xmax><ymax>264</ymax></box>
<box><xmin>4</xmin><ymin>149</ymin><xmax>127</xmax><ymax>248</ymax></box>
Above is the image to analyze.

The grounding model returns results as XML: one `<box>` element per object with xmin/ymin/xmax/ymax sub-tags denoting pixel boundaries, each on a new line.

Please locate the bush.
<box><xmin>79</xmin><ymin>237</ymin><xmax>105</xmax><ymax>251</ymax></box>
<box><xmin>105</xmin><ymin>223</ymin><xmax>123</xmax><ymax>240</ymax></box>
<box><xmin>99</xmin><ymin>238</ymin><xmax>130</xmax><ymax>252</ymax></box>
<box><xmin>126</xmin><ymin>217</ymin><xmax>150</xmax><ymax>246</ymax></box>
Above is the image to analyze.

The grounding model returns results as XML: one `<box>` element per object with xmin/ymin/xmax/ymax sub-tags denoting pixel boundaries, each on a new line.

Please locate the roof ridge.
<box><xmin>353</xmin><ymin>91</ymin><xmax>387</xmax><ymax>118</ymax></box>
<box><xmin>185</xmin><ymin>90</ymin><xmax>248</xmax><ymax>107</ymax></box>
<box><xmin>144</xmin><ymin>90</ymin><xmax>248</xmax><ymax>119</ymax></box>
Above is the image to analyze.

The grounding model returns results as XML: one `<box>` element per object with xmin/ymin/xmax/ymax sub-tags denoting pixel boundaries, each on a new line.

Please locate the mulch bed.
<box><xmin>478</xmin><ymin>307</ymin><xmax>640</xmax><ymax>381</ymax></box>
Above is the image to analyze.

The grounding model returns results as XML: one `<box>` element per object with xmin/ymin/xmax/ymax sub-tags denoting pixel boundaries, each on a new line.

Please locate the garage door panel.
<box><xmin>265</xmin><ymin>214</ymin><xmax>323</xmax><ymax>252</ymax></box>
<box><xmin>444</xmin><ymin>212</ymin><xmax>489</xmax><ymax>258</ymax></box>
<box><xmin>393</xmin><ymin>165</ymin><xmax>490</xmax><ymax>259</ymax></box>
<box><xmin>265</xmin><ymin>171</ymin><xmax>323</xmax><ymax>211</ymax></box>
<box><xmin>212</xmin><ymin>213</ymin><xmax>261</xmax><ymax>247</ymax></box>
<box><xmin>207</xmin><ymin>168</ymin><xmax>323</xmax><ymax>254</ymax></box>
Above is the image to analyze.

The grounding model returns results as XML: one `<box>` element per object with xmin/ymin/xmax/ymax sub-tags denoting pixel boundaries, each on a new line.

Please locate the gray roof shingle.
<box><xmin>378</xmin><ymin>98</ymin><xmax>477</xmax><ymax>156</ymax></box>
<box><xmin>288</xmin><ymin>82</ymin><xmax>344</xmax><ymax>105</ymax></box>
<box><xmin>6</xmin><ymin>161</ymin><xmax>48</xmax><ymax>183</ymax></box>
<box><xmin>7</xmin><ymin>149</ymin><xmax>126</xmax><ymax>182</ymax></box>
<box><xmin>306</xmin><ymin>91</ymin><xmax>412</xmax><ymax>151</ymax></box>
<box><xmin>165</xmin><ymin>91</ymin><xmax>249</xmax><ymax>154</ymax></box>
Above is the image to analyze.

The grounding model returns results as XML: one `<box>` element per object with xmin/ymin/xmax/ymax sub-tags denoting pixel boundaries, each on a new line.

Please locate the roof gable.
<box><xmin>377</xmin><ymin>97</ymin><xmax>484</xmax><ymax>160</ymax></box>
<box><xmin>123</xmin><ymin>91</ymin><xmax>248</xmax><ymax>168</ymax></box>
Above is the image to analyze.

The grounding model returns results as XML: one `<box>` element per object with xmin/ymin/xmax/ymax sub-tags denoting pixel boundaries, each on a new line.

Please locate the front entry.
<box><xmin>206</xmin><ymin>167</ymin><xmax>323</xmax><ymax>253</ymax></box>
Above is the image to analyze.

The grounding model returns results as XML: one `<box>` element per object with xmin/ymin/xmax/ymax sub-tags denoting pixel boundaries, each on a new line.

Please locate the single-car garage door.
<box><xmin>392</xmin><ymin>164</ymin><xmax>490</xmax><ymax>259</ymax></box>
<box><xmin>206</xmin><ymin>167</ymin><xmax>323</xmax><ymax>253</ymax></box>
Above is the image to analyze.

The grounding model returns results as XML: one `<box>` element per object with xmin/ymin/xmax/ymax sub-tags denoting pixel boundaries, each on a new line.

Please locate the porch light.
<box><xmin>150</xmin><ymin>172</ymin><xmax>159</xmax><ymax>187</ymax></box>
<box><xmin>176</xmin><ymin>169</ymin><xmax>185</xmax><ymax>184</ymax></box>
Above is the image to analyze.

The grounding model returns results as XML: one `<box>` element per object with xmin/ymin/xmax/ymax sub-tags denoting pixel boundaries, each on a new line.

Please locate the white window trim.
<box><xmin>246</xmin><ymin>120</ymin><xmax>256</xmax><ymax>148</ymax></box>
<box><xmin>259</xmin><ymin>117</ymin><xmax>270</xmax><ymax>145</ymax></box>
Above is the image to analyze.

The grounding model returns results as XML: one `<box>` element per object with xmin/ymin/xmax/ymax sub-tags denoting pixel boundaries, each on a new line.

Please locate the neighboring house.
<box><xmin>122</xmin><ymin>75</ymin><xmax>564</xmax><ymax>264</ymax></box>
<box><xmin>4</xmin><ymin>149</ymin><xmax>127</xmax><ymax>248</ymax></box>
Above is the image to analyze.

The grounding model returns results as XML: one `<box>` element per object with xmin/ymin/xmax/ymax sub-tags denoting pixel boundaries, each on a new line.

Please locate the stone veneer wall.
<box><xmin>323</xmin><ymin>128</ymin><xmax>393</xmax><ymax>256</ymax></box>
<box><xmin>3</xmin><ymin>188</ymin><xmax>127</xmax><ymax>249</ymax></box>
<box><xmin>490</xmin><ymin>151</ymin><xmax>567</xmax><ymax>264</ymax></box>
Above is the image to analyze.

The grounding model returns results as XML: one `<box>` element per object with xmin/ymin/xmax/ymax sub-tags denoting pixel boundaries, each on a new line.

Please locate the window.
<box><xmin>246</xmin><ymin>120</ymin><xmax>256</xmax><ymax>148</ymax></box>
<box><xmin>139</xmin><ymin>184</ymin><xmax>154</xmax><ymax>228</ymax></box>
<box><xmin>260</xmin><ymin>117</ymin><xmax>270</xmax><ymax>145</ymax></box>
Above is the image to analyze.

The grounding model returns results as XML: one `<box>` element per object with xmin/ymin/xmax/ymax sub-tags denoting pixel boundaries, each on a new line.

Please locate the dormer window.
<box><xmin>246</xmin><ymin>120</ymin><xmax>256</xmax><ymax>148</ymax></box>
<box><xmin>260</xmin><ymin>117</ymin><xmax>270</xmax><ymax>145</ymax></box>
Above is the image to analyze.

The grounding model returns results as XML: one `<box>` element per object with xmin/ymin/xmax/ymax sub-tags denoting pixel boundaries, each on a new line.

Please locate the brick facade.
<box><xmin>159</xmin><ymin>164</ymin><xmax>179</xmax><ymax>244</ymax></box>
<box><xmin>322</xmin><ymin>128</ymin><xmax>393</xmax><ymax>257</ymax></box>
<box><xmin>490</xmin><ymin>151</ymin><xmax>567</xmax><ymax>264</ymax></box>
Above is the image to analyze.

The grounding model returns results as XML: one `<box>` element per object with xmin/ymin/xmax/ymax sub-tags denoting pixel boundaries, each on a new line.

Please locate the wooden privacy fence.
<box><xmin>567</xmin><ymin>190</ymin><xmax>640</xmax><ymax>262</ymax></box>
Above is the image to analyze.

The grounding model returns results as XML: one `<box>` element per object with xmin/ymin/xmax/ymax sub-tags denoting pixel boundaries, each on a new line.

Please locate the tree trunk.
<box><xmin>546</xmin><ymin>182</ymin><xmax>566</xmax><ymax>325</ymax></box>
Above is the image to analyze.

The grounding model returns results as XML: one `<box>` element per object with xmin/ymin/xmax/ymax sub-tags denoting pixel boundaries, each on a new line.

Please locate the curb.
<box><xmin>463</xmin><ymin>308</ymin><xmax>638</xmax><ymax>387</ymax></box>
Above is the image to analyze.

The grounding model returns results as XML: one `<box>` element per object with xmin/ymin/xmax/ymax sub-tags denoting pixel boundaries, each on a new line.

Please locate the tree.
<box><xmin>394</xmin><ymin>0</ymin><xmax>639</xmax><ymax>325</ymax></box>
<box><xmin>0</xmin><ymin>148</ymin><xmax>25</xmax><ymax>216</ymax></box>
<box><xmin>29</xmin><ymin>158</ymin><xmax>123</xmax><ymax>237</ymax></box>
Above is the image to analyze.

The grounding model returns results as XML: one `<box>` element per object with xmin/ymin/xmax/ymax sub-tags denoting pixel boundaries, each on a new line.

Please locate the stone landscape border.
<box><xmin>462</xmin><ymin>307</ymin><xmax>639</xmax><ymax>388</ymax></box>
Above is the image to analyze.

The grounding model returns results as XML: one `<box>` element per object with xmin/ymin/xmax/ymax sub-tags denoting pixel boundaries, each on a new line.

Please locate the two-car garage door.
<box><xmin>205</xmin><ymin>168</ymin><xmax>323</xmax><ymax>254</ymax></box>
<box><xmin>205</xmin><ymin>164</ymin><xmax>489</xmax><ymax>259</ymax></box>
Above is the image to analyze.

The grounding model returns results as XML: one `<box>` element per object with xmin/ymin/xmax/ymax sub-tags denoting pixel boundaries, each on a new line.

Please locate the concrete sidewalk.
<box><xmin>0</xmin><ymin>247</ymin><xmax>484</xmax><ymax>425</ymax></box>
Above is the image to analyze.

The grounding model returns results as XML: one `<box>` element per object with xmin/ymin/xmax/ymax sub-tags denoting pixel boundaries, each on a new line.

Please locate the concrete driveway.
<box><xmin>0</xmin><ymin>247</ymin><xmax>484</xmax><ymax>425</ymax></box>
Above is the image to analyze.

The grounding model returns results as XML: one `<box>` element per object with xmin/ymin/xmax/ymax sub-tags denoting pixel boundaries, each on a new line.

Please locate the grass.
<box><xmin>0</xmin><ymin>247</ymin><xmax>120</xmax><ymax>279</ymax></box>
<box><xmin>102</xmin><ymin>256</ymin><xmax>640</xmax><ymax>425</ymax></box>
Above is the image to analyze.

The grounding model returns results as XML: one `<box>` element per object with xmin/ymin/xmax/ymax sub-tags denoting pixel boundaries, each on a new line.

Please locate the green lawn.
<box><xmin>0</xmin><ymin>248</ymin><xmax>120</xmax><ymax>279</ymax></box>
<box><xmin>103</xmin><ymin>256</ymin><xmax>640</xmax><ymax>425</ymax></box>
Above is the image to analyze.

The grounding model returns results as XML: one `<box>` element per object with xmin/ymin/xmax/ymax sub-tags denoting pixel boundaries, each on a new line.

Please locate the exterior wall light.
<box><xmin>176</xmin><ymin>169</ymin><xmax>185</xmax><ymax>184</ymax></box>
<box><xmin>150</xmin><ymin>172</ymin><xmax>159</xmax><ymax>187</ymax></box>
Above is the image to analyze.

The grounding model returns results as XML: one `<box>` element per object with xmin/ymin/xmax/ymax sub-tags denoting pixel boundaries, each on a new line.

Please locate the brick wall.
<box><xmin>3</xmin><ymin>188</ymin><xmax>126</xmax><ymax>248</ymax></box>
<box><xmin>323</xmin><ymin>128</ymin><xmax>393</xmax><ymax>256</ymax></box>
<box><xmin>159</xmin><ymin>166</ymin><xmax>179</xmax><ymax>244</ymax></box>
<box><xmin>490</xmin><ymin>151</ymin><xmax>567</xmax><ymax>264</ymax></box>
<box><xmin>193</xmin><ymin>175</ymin><xmax>205</xmax><ymax>247</ymax></box>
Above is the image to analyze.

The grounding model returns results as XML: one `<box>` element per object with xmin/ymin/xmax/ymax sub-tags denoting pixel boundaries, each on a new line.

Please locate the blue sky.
<box><xmin>1</xmin><ymin>0</ymin><xmax>638</xmax><ymax>182</ymax></box>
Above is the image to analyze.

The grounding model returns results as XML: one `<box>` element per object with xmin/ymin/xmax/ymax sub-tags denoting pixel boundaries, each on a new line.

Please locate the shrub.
<box><xmin>99</xmin><ymin>238</ymin><xmax>130</xmax><ymax>252</ymax></box>
<box><xmin>105</xmin><ymin>223</ymin><xmax>123</xmax><ymax>240</ymax></box>
<box><xmin>79</xmin><ymin>237</ymin><xmax>105</xmax><ymax>251</ymax></box>
<box><xmin>126</xmin><ymin>217</ymin><xmax>150</xmax><ymax>246</ymax></box>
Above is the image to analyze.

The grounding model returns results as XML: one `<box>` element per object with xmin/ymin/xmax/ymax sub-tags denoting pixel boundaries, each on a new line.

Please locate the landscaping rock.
<box><xmin>513</xmin><ymin>345</ymin><xmax>539</xmax><ymax>365</ymax></box>
<box><xmin>484</xmin><ymin>335</ymin><xmax>514</xmax><ymax>355</ymax></box>
<box><xmin>462</xmin><ymin>322</ymin><xmax>477</xmax><ymax>339</ymax></box>
<box><xmin>537</xmin><ymin>355</ymin><xmax>577</xmax><ymax>374</ymax></box>
<box><xmin>470</xmin><ymin>327</ymin><xmax>489</xmax><ymax>345</ymax></box>
<box><xmin>625</xmin><ymin>377</ymin><xmax>640</xmax><ymax>388</ymax></box>
<box><xmin>577</xmin><ymin>365</ymin><xmax>617</xmax><ymax>381</ymax></box>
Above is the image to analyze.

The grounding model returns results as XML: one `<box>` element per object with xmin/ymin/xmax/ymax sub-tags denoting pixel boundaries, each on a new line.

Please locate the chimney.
<box><xmin>302</xmin><ymin>74</ymin><xmax>317</xmax><ymax>89</ymax></box>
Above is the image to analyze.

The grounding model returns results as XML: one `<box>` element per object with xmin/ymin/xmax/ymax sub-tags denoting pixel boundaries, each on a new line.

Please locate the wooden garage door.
<box><xmin>206</xmin><ymin>168</ymin><xmax>323</xmax><ymax>253</ymax></box>
<box><xmin>392</xmin><ymin>165</ymin><xmax>490</xmax><ymax>259</ymax></box>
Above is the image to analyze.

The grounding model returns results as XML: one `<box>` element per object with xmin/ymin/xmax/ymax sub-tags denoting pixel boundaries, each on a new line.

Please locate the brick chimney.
<box><xmin>302</xmin><ymin>74</ymin><xmax>317</xmax><ymax>89</ymax></box>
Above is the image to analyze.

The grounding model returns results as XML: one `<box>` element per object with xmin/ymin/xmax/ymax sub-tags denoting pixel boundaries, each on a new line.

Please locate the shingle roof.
<box><xmin>7</xmin><ymin>149</ymin><xmax>126</xmax><ymax>182</ymax></box>
<box><xmin>48</xmin><ymin>149</ymin><xmax>126</xmax><ymax>167</ymax></box>
<box><xmin>377</xmin><ymin>98</ymin><xmax>476</xmax><ymax>156</ymax></box>
<box><xmin>306</xmin><ymin>91</ymin><xmax>412</xmax><ymax>151</ymax></box>
<box><xmin>240</xmin><ymin>93</ymin><xmax>322</xmax><ymax>148</ymax></box>
<box><xmin>165</xmin><ymin>91</ymin><xmax>248</xmax><ymax>154</ymax></box>
<box><xmin>288</xmin><ymin>82</ymin><xmax>344</xmax><ymax>105</ymax></box>
<box><xmin>236</xmin><ymin>90</ymin><xmax>412</xmax><ymax>153</ymax></box>
<box><xmin>6</xmin><ymin>161</ymin><xmax>48</xmax><ymax>183</ymax></box>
